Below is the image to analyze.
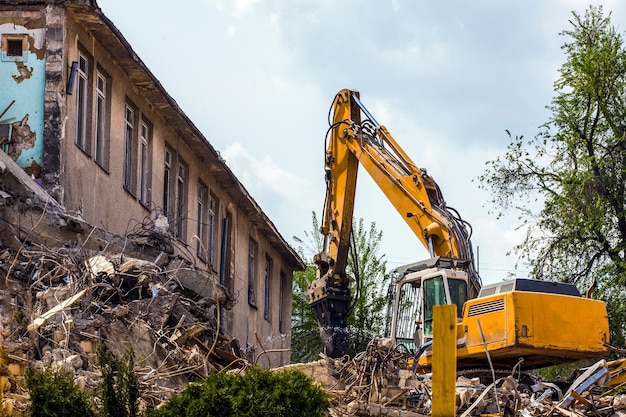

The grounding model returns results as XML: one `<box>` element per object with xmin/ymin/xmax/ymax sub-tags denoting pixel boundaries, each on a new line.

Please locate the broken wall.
<box><xmin>0</xmin><ymin>11</ymin><xmax>46</xmax><ymax>178</ymax></box>
<box><xmin>1</xmin><ymin>1</ymin><xmax>303</xmax><ymax>372</ymax></box>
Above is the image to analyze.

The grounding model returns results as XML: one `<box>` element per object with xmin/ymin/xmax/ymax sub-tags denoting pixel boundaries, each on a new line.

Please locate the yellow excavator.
<box><xmin>307</xmin><ymin>88</ymin><xmax>609</xmax><ymax>370</ymax></box>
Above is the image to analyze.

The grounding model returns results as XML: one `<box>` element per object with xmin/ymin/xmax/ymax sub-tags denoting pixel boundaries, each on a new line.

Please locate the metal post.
<box><xmin>432</xmin><ymin>304</ymin><xmax>456</xmax><ymax>417</ymax></box>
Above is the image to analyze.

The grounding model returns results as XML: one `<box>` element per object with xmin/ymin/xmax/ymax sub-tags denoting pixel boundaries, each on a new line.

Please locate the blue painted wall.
<box><xmin>0</xmin><ymin>26</ymin><xmax>45</xmax><ymax>173</ymax></box>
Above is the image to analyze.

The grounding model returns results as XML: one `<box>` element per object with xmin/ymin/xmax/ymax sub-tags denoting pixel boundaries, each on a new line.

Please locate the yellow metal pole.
<box><xmin>432</xmin><ymin>304</ymin><xmax>457</xmax><ymax>417</ymax></box>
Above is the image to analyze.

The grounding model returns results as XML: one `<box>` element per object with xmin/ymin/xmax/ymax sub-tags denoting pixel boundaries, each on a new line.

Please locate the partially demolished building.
<box><xmin>0</xmin><ymin>0</ymin><xmax>304</xmax><ymax>410</ymax></box>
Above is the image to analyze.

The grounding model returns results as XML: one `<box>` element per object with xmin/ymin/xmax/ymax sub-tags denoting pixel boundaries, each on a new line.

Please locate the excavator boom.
<box><xmin>308</xmin><ymin>89</ymin><xmax>480</xmax><ymax>356</ymax></box>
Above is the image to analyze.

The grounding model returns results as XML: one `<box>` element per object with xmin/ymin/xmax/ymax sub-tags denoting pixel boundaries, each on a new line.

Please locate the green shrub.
<box><xmin>26</xmin><ymin>367</ymin><xmax>94</xmax><ymax>417</ymax></box>
<box><xmin>149</xmin><ymin>367</ymin><xmax>329</xmax><ymax>417</ymax></box>
<box><xmin>96</xmin><ymin>343</ymin><xmax>141</xmax><ymax>417</ymax></box>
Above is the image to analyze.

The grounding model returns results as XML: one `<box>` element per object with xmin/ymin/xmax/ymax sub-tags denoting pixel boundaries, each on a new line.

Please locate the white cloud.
<box><xmin>210</xmin><ymin>0</ymin><xmax>259</xmax><ymax>19</ymax></box>
<box><xmin>220</xmin><ymin>142</ymin><xmax>322</xmax><ymax>240</ymax></box>
<box><xmin>99</xmin><ymin>0</ymin><xmax>626</xmax><ymax>282</ymax></box>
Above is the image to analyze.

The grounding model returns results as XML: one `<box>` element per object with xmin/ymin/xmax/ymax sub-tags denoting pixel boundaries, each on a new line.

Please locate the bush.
<box><xmin>96</xmin><ymin>343</ymin><xmax>141</xmax><ymax>417</ymax></box>
<box><xmin>149</xmin><ymin>367</ymin><xmax>329</xmax><ymax>417</ymax></box>
<box><xmin>26</xmin><ymin>367</ymin><xmax>94</xmax><ymax>417</ymax></box>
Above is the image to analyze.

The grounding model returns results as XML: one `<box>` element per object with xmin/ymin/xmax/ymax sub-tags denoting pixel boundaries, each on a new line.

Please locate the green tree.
<box><xmin>96</xmin><ymin>343</ymin><xmax>141</xmax><ymax>417</ymax></box>
<box><xmin>345</xmin><ymin>218</ymin><xmax>389</xmax><ymax>354</ymax></box>
<box><xmin>26</xmin><ymin>367</ymin><xmax>94</xmax><ymax>417</ymax></box>
<box><xmin>479</xmin><ymin>6</ymin><xmax>626</xmax><ymax>347</ymax></box>
<box><xmin>291</xmin><ymin>213</ymin><xmax>325</xmax><ymax>363</ymax></box>
<box><xmin>291</xmin><ymin>212</ymin><xmax>388</xmax><ymax>360</ymax></box>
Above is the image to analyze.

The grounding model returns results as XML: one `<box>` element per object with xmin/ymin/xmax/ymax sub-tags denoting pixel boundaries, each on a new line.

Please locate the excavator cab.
<box><xmin>388</xmin><ymin>257</ymin><xmax>470</xmax><ymax>353</ymax></box>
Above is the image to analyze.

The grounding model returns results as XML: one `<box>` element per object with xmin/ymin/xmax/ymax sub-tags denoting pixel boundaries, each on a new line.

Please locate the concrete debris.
<box><xmin>0</xmin><ymin>181</ymin><xmax>246</xmax><ymax>414</ymax></box>
<box><xmin>292</xmin><ymin>339</ymin><xmax>625</xmax><ymax>417</ymax></box>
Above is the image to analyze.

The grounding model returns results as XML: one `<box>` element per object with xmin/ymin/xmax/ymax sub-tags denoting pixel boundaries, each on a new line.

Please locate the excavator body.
<box><xmin>388</xmin><ymin>257</ymin><xmax>609</xmax><ymax>370</ymax></box>
<box><xmin>309</xmin><ymin>88</ymin><xmax>609</xmax><ymax>368</ymax></box>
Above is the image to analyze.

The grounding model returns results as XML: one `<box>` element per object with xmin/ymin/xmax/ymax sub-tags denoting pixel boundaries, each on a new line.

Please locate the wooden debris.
<box><xmin>27</xmin><ymin>288</ymin><xmax>87</xmax><ymax>331</ymax></box>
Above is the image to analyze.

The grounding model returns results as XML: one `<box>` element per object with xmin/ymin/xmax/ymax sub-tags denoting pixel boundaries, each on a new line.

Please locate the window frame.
<box><xmin>123</xmin><ymin>103</ymin><xmax>137</xmax><ymax>194</ymax></box>
<box><xmin>75</xmin><ymin>50</ymin><xmax>92</xmax><ymax>154</ymax></box>
<box><xmin>163</xmin><ymin>147</ymin><xmax>173</xmax><ymax>218</ymax></box>
<box><xmin>94</xmin><ymin>68</ymin><xmax>111</xmax><ymax>170</ymax></box>
<box><xmin>139</xmin><ymin>119</ymin><xmax>152</xmax><ymax>206</ymax></box>
<box><xmin>208</xmin><ymin>192</ymin><xmax>218</xmax><ymax>269</ymax></box>
<box><xmin>197</xmin><ymin>181</ymin><xmax>208</xmax><ymax>259</ymax></box>
<box><xmin>264</xmin><ymin>255</ymin><xmax>273</xmax><ymax>322</ymax></box>
<box><xmin>175</xmin><ymin>159</ymin><xmax>188</xmax><ymax>240</ymax></box>
<box><xmin>248</xmin><ymin>238</ymin><xmax>258</xmax><ymax>307</ymax></box>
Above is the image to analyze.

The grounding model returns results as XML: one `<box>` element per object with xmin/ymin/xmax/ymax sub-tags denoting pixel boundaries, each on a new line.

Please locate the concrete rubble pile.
<box><xmin>293</xmin><ymin>338</ymin><xmax>626</xmax><ymax>417</ymax></box>
<box><xmin>0</xmin><ymin>237</ymin><xmax>247</xmax><ymax>414</ymax></box>
<box><xmin>0</xmin><ymin>154</ymin><xmax>249</xmax><ymax>414</ymax></box>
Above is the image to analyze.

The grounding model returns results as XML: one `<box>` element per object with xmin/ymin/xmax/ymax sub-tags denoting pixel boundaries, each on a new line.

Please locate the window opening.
<box><xmin>94</xmin><ymin>71</ymin><xmax>108</xmax><ymax>167</ymax></box>
<box><xmin>264</xmin><ymin>256</ymin><xmax>273</xmax><ymax>321</ymax></box>
<box><xmin>139</xmin><ymin>120</ymin><xmax>151</xmax><ymax>204</ymax></box>
<box><xmin>208</xmin><ymin>193</ymin><xmax>218</xmax><ymax>268</ymax></box>
<box><xmin>175</xmin><ymin>161</ymin><xmax>187</xmax><ymax>239</ymax></box>
<box><xmin>75</xmin><ymin>53</ymin><xmax>89</xmax><ymax>152</ymax></box>
<box><xmin>123</xmin><ymin>105</ymin><xmax>135</xmax><ymax>191</ymax></box>
<box><xmin>163</xmin><ymin>149</ymin><xmax>172</xmax><ymax>217</ymax></box>
<box><xmin>248</xmin><ymin>238</ymin><xmax>257</xmax><ymax>306</ymax></box>
<box><xmin>197</xmin><ymin>183</ymin><xmax>208</xmax><ymax>258</ymax></box>
<box><xmin>220</xmin><ymin>214</ymin><xmax>231</xmax><ymax>287</ymax></box>
<box><xmin>7</xmin><ymin>39</ymin><xmax>22</xmax><ymax>57</ymax></box>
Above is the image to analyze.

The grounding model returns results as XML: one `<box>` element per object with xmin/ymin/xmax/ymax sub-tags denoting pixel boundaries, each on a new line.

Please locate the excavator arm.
<box><xmin>308</xmin><ymin>89</ymin><xmax>481</xmax><ymax>357</ymax></box>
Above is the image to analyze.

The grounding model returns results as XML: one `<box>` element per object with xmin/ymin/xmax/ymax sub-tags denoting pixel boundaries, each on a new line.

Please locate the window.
<box><xmin>2</xmin><ymin>35</ymin><xmax>26</xmax><ymax>60</ymax></box>
<box><xmin>175</xmin><ymin>160</ymin><xmax>187</xmax><ymax>239</ymax></box>
<box><xmin>422</xmin><ymin>276</ymin><xmax>448</xmax><ymax>337</ymax></box>
<box><xmin>0</xmin><ymin>124</ymin><xmax>11</xmax><ymax>153</ymax></box>
<box><xmin>7</xmin><ymin>39</ymin><xmax>22</xmax><ymax>57</ymax></box>
<box><xmin>264</xmin><ymin>256</ymin><xmax>273</xmax><ymax>321</ymax></box>
<box><xmin>393</xmin><ymin>281</ymin><xmax>422</xmax><ymax>352</ymax></box>
<box><xmin>72</xmin><ymin>45</ymin><xmax>111</xmax><ymax>166</ymax></box>
<box><xmin>220</xmin><ymin>213</ymin><xmax>232</xmax><ymax>288</ymax></box>
<box><xmin>94</xmin><ymin>70</ymin><xmax>110</xmax><ymax>169</ymax></box>
<box><xmin>197</xmin><ymin>182</ymin><xmax>208</xmax><ymax>258</ymax></box>
<box><xmin>123</xmin><ymin>104</ymin><xmax>136</xmax><ymax>193</ymax></box>
<box><xmin>279</xmin><ymin>271</ymin><xmax>287</xmax><ymax>333</ymax></box>
<box><xmin>248</xmin><ymin>238</ymin><xmax>257</xmax><ymax>307</ymax></box>
<box><xmin>163</xmin><ymin>148</ymin><xmax>172</xmax><ymax>217</ymax></box>
<box><xmin>139</xmin><ymin>119</ymin><xmax>152</xmax><ymax>205</ymax></box>
<box><xmin>75</xmin><ymin>52</ymin><xmax>90</xmax><ymax>153</ymax></box>
<box><xmin>208</xmin><ymin>192</ymin><xmax>218</xmax><ymax>268</ymax></box>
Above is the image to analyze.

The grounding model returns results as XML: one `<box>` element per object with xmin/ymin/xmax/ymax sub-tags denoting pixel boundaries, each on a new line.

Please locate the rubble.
<box><xmin>0</xmin><ymin>161</ymin><xmax>252</xmax><ymax>414</ymax></box>
<box><xmin>292</xmin><ymin>339</ymin><xmax>626</xmax><ymax>417</ymax></box>
<box><xmin>0</xmin><ymin>236</ymin><xmax>250</xmax><ymax>412</ymax></box>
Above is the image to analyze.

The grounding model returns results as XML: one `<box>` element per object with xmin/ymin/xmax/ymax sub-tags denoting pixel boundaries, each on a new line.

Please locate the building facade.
<box><xmin>0</xmin><ymin>0</ymin><xmax>303</xmax><ymax>366</ymax></box>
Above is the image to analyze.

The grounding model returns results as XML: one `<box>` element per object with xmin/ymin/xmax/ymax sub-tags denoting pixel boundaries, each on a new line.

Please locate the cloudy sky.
<box><xmin>100</xmin><ymin>0</ymin><xmax>625</xmax><ymax>285</ymax></box>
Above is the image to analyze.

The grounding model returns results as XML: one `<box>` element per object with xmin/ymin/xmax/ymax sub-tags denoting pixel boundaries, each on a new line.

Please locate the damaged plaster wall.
<box><xmin>0</xmin><ymin>20</ymin><xmax>46</xmax><ymax>178</ymax></box>
<box><xmin>0</xmin><ymin>1</ymin><xmax>302</xmax><ymax>373</ymax></box>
